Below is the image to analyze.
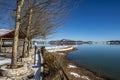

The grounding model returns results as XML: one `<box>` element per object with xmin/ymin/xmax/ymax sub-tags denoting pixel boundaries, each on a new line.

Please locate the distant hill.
<box><xmin>49</xmin><ymin>39</ymin><xmax>85</xmax><ymax>45</ymax></box>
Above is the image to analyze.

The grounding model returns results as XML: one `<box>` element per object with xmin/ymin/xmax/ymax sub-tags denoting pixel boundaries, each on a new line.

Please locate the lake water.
<box><xmin>67</xmin><ymin>44</ymin><xmax>120</xmax><ymax>80</ymax></box>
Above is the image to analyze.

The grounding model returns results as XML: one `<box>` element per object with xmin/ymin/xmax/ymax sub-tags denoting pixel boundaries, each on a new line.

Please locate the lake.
<box><xmin>67</xmin><ymin>44</ymin><xmax>120</xmax><ymax>80</ymax></box>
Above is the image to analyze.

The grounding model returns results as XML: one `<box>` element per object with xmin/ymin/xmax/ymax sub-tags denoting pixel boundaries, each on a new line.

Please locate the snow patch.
<box><xmin>70</xmin><ymin>72</ymin><xmax>90</xmax><ymax>80</ymax></box>
<box><xmin>46</xmin><ymin>46</ymin><xmax>74</xmax><ymax>52</ymax></box>
<box><xmin>70</xmin><ymin>72</ymin><xmax>80</xmax><ymax>78</ymax></box>
<box><xmin>32</xmin><ymin>54</ymin><xmax>39</xmax><ymax>60</ymax></box>
<box><xmin>81</xmin><ymin>76</ymin><xmax>90</xmax><ymax>80</ymax></box>
<box><xmin>0</xmin><ymin>58</ymin><xmax>11</xmax><ymax>66</ymax></box>
<box><xmin>67</xmin><ymin>65</ymin><xmax>77</xmax><ymax>68</ymax></box>
<box><xmin>29</xmin><ymin>65</ymin><xmax>38</xmax><ymax>74</ymax></box>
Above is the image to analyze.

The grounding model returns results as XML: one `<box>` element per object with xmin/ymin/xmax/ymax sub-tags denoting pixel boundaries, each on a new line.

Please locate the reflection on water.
<box><xmin>67</xmin><ymin>44</ymin><xmax>120</xmax><ymax>80</ymax></box>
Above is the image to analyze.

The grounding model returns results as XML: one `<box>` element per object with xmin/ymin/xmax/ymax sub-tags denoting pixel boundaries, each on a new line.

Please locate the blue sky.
<box><xmin>1</xmin><ymin>0</ymin><xmax>120</xmax><ymax>41</ymax></box>
<box><xmin>50</xmin><ymin>0</ymin><xmax>120</xmax><ymax>41</ymax></box>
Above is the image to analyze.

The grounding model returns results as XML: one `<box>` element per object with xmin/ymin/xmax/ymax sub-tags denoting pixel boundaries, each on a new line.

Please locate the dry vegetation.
<box><xmin>42</xmin><ymin>46</ymin><xmax>68</xmax><ymax>80</ymax></box>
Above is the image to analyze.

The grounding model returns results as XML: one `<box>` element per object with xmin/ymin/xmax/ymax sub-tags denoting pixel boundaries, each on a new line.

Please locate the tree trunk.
<box><xmin>11</xmin><ymin>0</ymin><xmax>24</xmax><ymax>69</ymax></box>
<box><xmin>27</xmin><ymin>40</ymin><xmax>30</xmax><ymax>56</ymax></box>
<box><xmin>30</xmin><ymin>39</ymin><xmax>32</xmax><ymax>49</ymax></box>
<box><xmin>22</xmin><ymin>38</ymin><xmax>27</xmax><ymax>57</ymax></box>
<box><xmin>27</xmin><ymin>7</ymin><xmax>33</xmax><ymax>56</ymax></box>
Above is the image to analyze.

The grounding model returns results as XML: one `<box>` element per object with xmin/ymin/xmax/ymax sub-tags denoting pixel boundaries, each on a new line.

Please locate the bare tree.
<box><xmin>0</xmin><ymin>0</ymin><xmax>80</xmax><ymax>69</ymax></box>
<box><xmin>11</xmin><ymin>0</ymin><xmax>24</xmax><ymax>69</ymax></box>
<box><xmin>21</xmin><ymin>0</ymin><xmax>33</xmax><ymax>57</ymax></box>
<box><xmin>17</xmin><ymin>0</ymin><xmax>79</xmax><ymax>58</ymax></box>
<box><xmin>20</xmin><ymin>0</ymin><xmax>52</xmax><ymax>57</ymax></box>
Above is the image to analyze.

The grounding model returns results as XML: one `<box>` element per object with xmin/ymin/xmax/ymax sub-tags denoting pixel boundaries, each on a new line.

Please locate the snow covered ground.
<box><xmin>0</xmin><ymin>57</ymin><xmax>11</xmax><ymax>66</ymax></box>
<box><xmin>30</xmin><ymin>53</ymin><xmax>42</xmax><ymax>80</ymax></box>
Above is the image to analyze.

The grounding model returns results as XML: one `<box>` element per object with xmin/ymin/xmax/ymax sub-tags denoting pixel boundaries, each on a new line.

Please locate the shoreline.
<box><xmin>66</xmin><ymin>60</ymin><xmax>114</xmax><ymax>80</ymax></box>
<box><xmin>63</xmin><ymin>48</ymin><xmax>114</xmax><ymax>80</ymax></box>
<box><xmin>45</xmin><ymin>46</ymin><xmax>107</xmax><ymax>80</ymax></box>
